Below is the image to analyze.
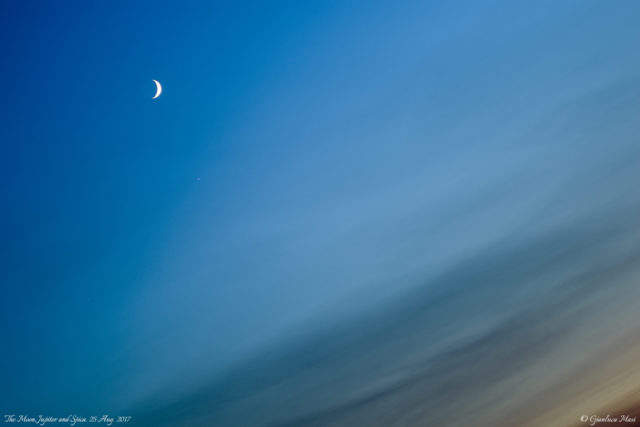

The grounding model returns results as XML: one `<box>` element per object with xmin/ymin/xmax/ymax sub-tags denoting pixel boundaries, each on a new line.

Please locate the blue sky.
<box><xmin>3</xmin><ymin>1</ymin><xmax>640</xmax><ymax>425</ymax></box>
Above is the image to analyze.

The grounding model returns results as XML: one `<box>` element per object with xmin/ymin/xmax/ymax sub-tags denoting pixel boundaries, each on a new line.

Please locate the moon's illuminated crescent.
<box><xmin>152</xmin><ymin>79</ymin><xmax>162</xmax><ymax>99</ymax></box>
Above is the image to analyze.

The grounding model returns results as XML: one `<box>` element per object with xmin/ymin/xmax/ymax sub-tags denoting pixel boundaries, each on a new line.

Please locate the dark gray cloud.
<box><xmin>129</xmin><ymin>200</ymin><xmax>640</xmax><ymax>426</ymax></box>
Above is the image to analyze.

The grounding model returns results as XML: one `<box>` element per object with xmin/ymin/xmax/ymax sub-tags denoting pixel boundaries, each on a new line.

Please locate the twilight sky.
<box><xmin>2</xmin><ymin>1</ymin><xmax>640</xmax><ymax>426</ymax></box>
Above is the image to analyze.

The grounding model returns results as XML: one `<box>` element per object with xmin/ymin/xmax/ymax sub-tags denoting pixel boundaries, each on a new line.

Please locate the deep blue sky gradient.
<box><xmin>3</xmin><ymin>1</ymin><xmax>640</xmax><ymax>424</ymax></box>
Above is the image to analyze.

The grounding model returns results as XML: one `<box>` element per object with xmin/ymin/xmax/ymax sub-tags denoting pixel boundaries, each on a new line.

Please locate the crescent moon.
<box><xmin>152</xmin><ymin>79</ymin><xmax>162</xmax><ymax>99</ymax></box>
